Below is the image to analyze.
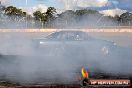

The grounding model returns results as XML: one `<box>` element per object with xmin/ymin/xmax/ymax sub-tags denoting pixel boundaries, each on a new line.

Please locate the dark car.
<box><xmin>32</xmin><ymin>31</ymin><xmax>116</xmax><ymax>56</ymax></box>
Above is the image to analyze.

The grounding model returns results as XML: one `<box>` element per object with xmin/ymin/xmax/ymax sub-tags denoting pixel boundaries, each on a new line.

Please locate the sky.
<box><xmin>0</xmin><ymin>0</ymin><xmax>132</xmax><ymax>16</ymax></box>
<box><xmin>0</xmin><ymin>0</ymin><xmax>130</xmax><ymax>11</ymax></box>
<box><xmin>9</xmin><ymin>0</ymin><xmax>62</xmax><ymax>9</ymax></box>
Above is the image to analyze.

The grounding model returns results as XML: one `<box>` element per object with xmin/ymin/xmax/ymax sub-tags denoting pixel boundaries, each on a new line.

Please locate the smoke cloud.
<box><xmin>0</xmin><ymin>32</ymin><xmax>132</xmax><ymax>84</ymax></box>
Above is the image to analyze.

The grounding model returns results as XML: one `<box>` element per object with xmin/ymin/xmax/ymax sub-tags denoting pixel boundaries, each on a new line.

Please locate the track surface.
<box><xmin>0</xmin><ymin>31</ymin><xmax>132</xmax><ymax>88</ymax></box>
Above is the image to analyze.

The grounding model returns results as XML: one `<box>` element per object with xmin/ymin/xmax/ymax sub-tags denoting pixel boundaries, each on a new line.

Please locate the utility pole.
<box><xmin>25</xmin><ymin>0</ymin><xmax>28</xmax><ymax>29</ymax></box>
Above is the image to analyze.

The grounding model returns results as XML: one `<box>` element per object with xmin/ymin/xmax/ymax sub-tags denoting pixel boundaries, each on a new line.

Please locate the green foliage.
<box><xmin>5</xmin><ymin>6</ymin><xmax>26</xmax><ymax>17</ymax></box>
<box><xmin>2</xmin><ymin>5</ymin><xmax>132</xmax><ymax>28</ymax></box>
<box><xmin>115</xmin><ymin>12</ymin><xmax>132</xmax><ymax>26</ymax></box>
<box><xmin>33</xmin><ymin>7</ymin><xmax>56</xmax><ymax>23</ymax></box>
<box><xmin>46</xmin><ymin>7</ymin><xmax>56</xmax><ymax>17</ymax></box>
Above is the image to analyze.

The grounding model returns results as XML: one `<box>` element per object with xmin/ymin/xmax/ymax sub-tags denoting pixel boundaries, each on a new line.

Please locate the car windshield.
<box><xmin>45</xmin><ymin>31</ymin><xmax>93</xmax><ymax>41</ymax></box>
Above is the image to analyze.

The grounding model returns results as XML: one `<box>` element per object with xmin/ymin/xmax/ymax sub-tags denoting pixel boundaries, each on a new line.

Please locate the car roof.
<box><xmin>44</xmin><ymin>31</ymin><xmax>93</xmax><ymax>41</ymax></box>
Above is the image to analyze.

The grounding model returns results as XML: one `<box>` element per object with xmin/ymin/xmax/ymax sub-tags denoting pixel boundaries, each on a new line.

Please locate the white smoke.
<box><xmin>100</xmin><ymin>8</ymin><xmax>127</xmax><ymax>17</ymax></box>
<box><xmin>0</xmin><ymin>32</ymin><xmax>132</xmax><ymax>84</ymax></box>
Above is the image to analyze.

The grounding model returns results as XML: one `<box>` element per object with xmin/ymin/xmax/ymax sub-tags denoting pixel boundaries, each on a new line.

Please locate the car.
<box><xmin>32</xmin><ymin>31</ymin><xmax>116</xmax><ymax>56</ymax></box>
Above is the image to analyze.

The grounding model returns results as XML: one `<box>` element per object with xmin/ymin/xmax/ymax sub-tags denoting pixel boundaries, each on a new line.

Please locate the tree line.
<box><xmin>0</xmin><ymin>5</ymin><xmax>132</xmax><ymax>28</ymax></box>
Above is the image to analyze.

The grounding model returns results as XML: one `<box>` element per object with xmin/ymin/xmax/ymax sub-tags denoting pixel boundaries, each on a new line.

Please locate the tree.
<box><xmin>46</xmin><ymin>7</ymin><xmax>56</xmax><ymax>17</ymax></box>
<box><xmin>5</xmin><ymin>6</ymin><xmax>26</xmax><ymax>16</ymax></box>
<box><xmin>46</xmin><ymin>7</ymin><xmax>56</xmax><ymax>21</ymax></box>
<box><xmin>120</xmin><ymin>12</ymin><xmax>132</xmax><ymax>26</ymax></box>
<box><xmin>33</xmin><ymin>7</ymin><xmax>56</xmax><ymax>26</ymax></box>
<box><xmin>33</xmin><ymin>11</ymin><xmax>42</xmax><ymax>20</ymax></box>
<box><xmin>33</xmin><ymin>11</ymin><xmax>47</xmax><ymax>22</ymax></box>
<box><xmin>33</xmin><ymin>7</ymin><xmax>56</xmax><ymax>22</ymax></box>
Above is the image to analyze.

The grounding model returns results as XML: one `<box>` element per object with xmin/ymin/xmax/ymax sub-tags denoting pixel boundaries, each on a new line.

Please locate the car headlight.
<box><xmin>39</xmin><ymin>41</ymin><xmax>44</xmax><ymax>44</ymax></box>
